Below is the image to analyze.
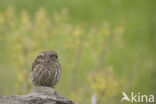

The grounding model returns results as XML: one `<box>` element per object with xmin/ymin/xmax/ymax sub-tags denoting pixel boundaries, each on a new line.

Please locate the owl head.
<box><xmin>35</xmin><ymin>50</ymin><xmax>58</xmax><ymax>63</ymax></box>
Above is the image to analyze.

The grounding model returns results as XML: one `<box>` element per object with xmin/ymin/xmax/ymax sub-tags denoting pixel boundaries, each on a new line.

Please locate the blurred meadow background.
<box><xmin>0</xmin><ymin>0</ymin><xmax>155</xmax><ymax>104</ymax></box>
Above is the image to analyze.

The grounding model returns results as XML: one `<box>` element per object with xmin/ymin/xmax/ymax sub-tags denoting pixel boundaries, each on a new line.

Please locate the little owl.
<box><xmin>30</xmin><ymin>50</ymin><xmax>62</xmax><ymax>87</ymax></box>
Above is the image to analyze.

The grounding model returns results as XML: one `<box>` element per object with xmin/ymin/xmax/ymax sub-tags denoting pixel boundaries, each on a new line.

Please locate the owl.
<box><xmin>30</xmin><ymin>50</ymin><xmax>62</xmax><ymax>87</ymax></box>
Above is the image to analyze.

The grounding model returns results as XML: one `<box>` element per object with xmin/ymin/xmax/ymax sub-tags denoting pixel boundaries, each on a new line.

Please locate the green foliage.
<box><xmin>71</xmin><ymin>67</ymin><xmax>125</xmax><ymax>104</ymax></box>
<box><xmin>0</xmin><ymin>6</ymin><xmax>124</xmax><ymax>98</ymax></box>
<box><xmin>0</xmin><ymin>1</ymin><xmax>155</xmax><ymax>103</ymax></box>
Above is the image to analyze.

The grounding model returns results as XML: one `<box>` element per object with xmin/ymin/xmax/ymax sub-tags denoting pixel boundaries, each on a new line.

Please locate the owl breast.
<box><xmin>30</xmin><ymin>62</ymin><xmax>62</xmax><ymax>87</ymax></box>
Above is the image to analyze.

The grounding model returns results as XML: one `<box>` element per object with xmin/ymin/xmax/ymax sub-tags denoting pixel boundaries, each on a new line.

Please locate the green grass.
<box><xmin>0</xmin><ymin>0</ymin><xmax>155</xmax><ymax>103</ymax></box>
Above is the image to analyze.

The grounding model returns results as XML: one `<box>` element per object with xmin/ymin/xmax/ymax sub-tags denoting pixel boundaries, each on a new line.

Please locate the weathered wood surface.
<box><xmin>0</xmin><ymin>86</ymin><xmax>76</xmax><ymax>104</ymax></box>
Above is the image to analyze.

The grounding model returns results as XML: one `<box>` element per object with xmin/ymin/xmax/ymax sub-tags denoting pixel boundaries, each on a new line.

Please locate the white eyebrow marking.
<box><xmin>39</xmin><ymin>53</ymin><xmax>45</xmax><ymax>56</ymax></box>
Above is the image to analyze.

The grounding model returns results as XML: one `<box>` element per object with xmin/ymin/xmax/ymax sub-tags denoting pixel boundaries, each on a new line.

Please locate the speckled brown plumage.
<box><xmin>30</xmin><ymin>50</ymin><xmax>62</xmax><ymax>87</ymax></box>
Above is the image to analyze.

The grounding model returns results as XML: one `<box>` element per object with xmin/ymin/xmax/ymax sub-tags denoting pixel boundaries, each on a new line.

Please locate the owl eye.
<box><xmin>38</xmin><ymin>55</ymin><xmax>43</xmax><ymax>58</ymax></box>
<box><xmin>50</xmin><ymin>55</ymin><xmax>57</xmax><ymax>60</ymax></box>
<box><xmin>36</xmin><ymin>55</ymin><xmax>44</xmax><ymax>62</ymax></box>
